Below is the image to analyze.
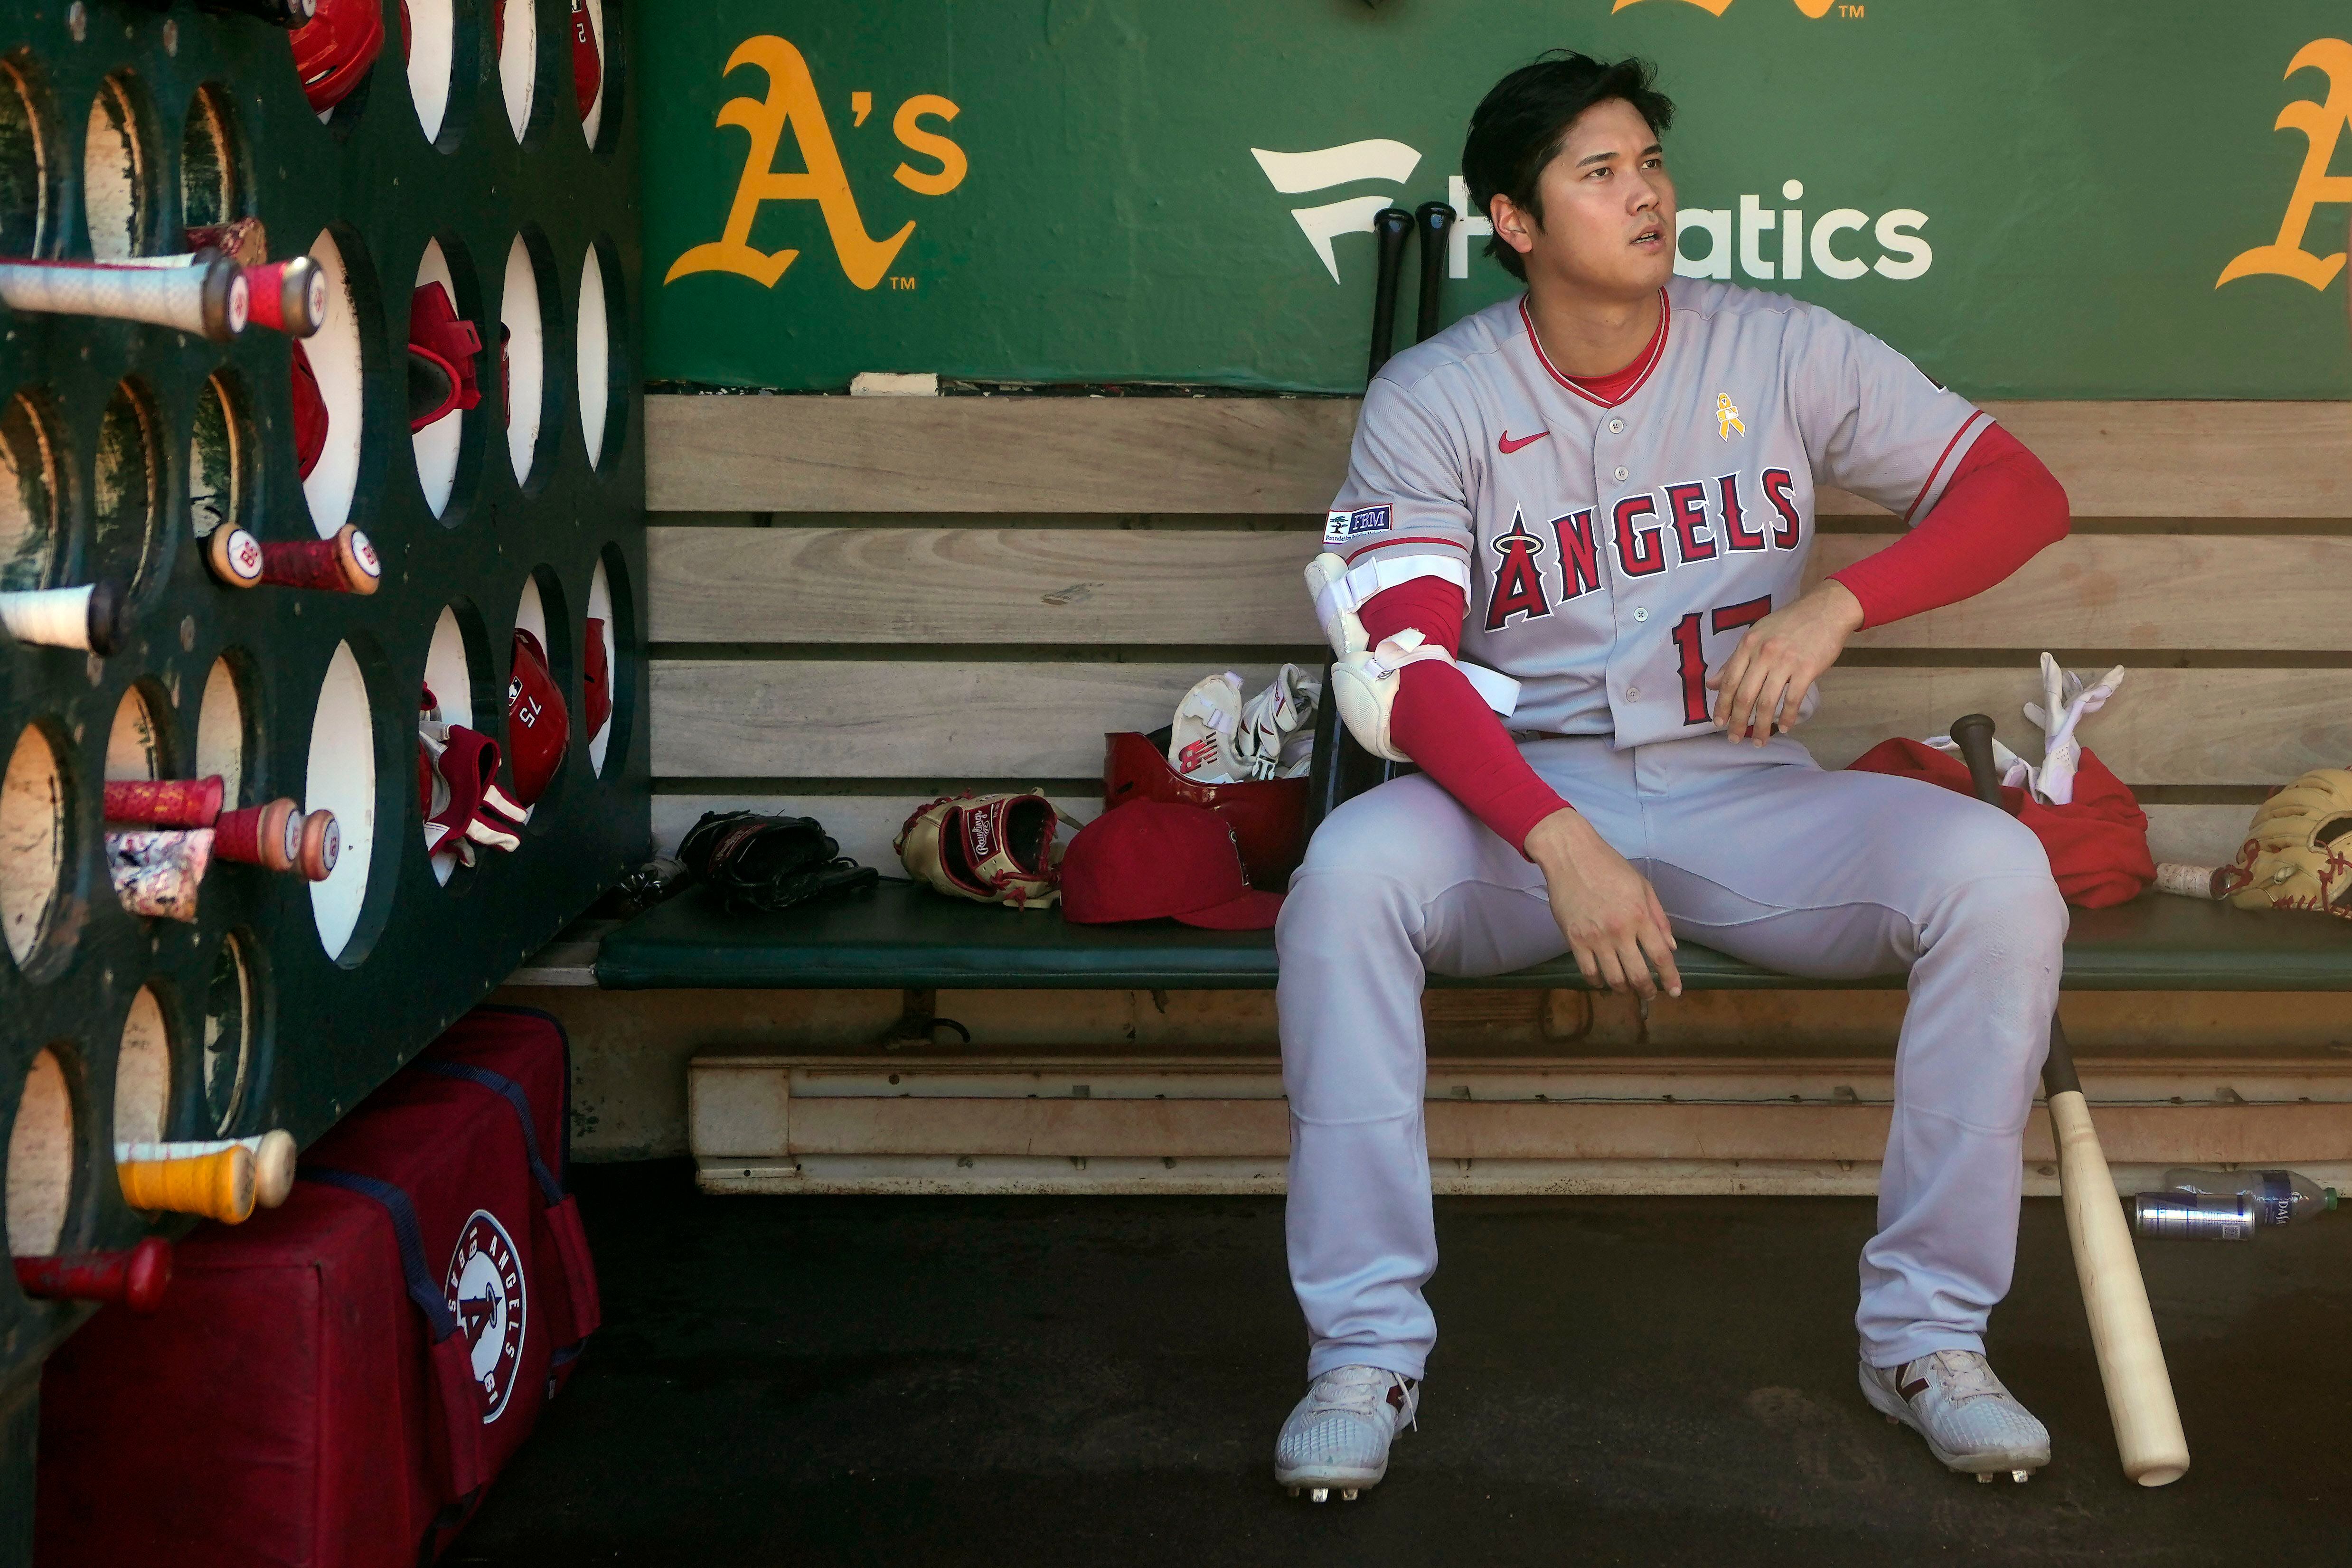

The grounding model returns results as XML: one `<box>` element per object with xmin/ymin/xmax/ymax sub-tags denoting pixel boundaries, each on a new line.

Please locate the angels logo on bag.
<box><xmin>444</xmin><ymin>1209</ymin><xmax>528</xmax><ymax>1422</ymax></box>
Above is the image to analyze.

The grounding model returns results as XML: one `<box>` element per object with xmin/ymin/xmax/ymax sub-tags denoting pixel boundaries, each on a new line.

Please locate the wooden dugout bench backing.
<box><xmin>523</xmin><ymin>392</ymin><xmax>2352</xmax><ymax>1192</ymax></box>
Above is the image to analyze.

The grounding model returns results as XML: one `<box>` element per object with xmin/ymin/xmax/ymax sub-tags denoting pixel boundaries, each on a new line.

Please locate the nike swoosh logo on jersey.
<box><xmin>1497</xmin><ymin>430</ymin><xmax>1550</xmax><ymax>454</ymax></box>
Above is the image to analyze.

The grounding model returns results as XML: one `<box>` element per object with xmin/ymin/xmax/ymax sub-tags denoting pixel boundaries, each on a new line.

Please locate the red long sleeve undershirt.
<box><xmin>1357</xmin><ymin>422</ymin><xmax>2069</xmax><ymax>854</ymax></box>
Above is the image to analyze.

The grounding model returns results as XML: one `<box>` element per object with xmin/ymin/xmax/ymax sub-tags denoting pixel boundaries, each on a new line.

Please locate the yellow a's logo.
<box><xmin>2217</xmin><ymin>38</ymin><xmax>2352</xmax><ymax>291</ymax></box>
<box><xmin>1611</xmin><ymin>0</ymin><xmax>1837</xmax><ymax>17</ymax></box>
<box><xmin>665</xmin><ymin>36</ymin><xmax>966</xmax><ymax>292</ymax></box>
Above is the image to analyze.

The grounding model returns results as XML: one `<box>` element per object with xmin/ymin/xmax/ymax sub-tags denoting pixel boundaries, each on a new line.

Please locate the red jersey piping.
<box><xmin>1900</xmin><ymin>409</ymin><xmax>1990</xmax><ymax>525</ymax></box>
<box><xmin>1519</xmin><ymin>290</ymin><xmax>1670</xmax><ymax>409</ymax></box>
<box><xmin>1339</xmin><ymin>534</ymin><xmax>1473</xmax><ymax>565</ymax></box>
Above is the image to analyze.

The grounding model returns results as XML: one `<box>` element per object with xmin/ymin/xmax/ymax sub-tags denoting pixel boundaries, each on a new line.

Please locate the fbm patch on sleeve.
<box><xmin>1324</xmin><ymin>504</ymin><xmax>1393</xmax><ymax>543</ymax></box>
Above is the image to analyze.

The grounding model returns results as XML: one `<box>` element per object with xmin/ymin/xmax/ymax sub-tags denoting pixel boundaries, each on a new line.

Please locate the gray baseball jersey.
<box><xmin>1321</xmin><ymin>276</ymin><xmax>1989</xmax><ymax>746</ymax></box>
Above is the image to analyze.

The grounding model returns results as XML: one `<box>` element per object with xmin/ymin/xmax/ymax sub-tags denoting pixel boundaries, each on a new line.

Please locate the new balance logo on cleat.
<box><xmin>1862</xmin><ymin>1351</ymin><xmax>2050</xmax><ymax>1484</ymax></box>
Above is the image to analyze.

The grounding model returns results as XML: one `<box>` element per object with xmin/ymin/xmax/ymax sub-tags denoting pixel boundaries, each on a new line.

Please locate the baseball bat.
<box><xmin>1413</xmin><ymin>202</ymin><xmax>1455</xmax><ymax>344</ymax></box>
<box><xmin>1950</xmin><ymin>712</ymin><xmax>2190</xmax><ymax>1486</ymax></box>
<box><xmin>117</xmin><ymin>1145</ymin><xmax>256</xmax><ymax>1224</ymax></box>
<box><xmin>116</xmin><ymin>1131</ymin><xmax>296</xmax><ymax>1209</ymax></box>
<box><xmin>206</xmin><ymin>521</ymin><xmax>380</xmax><ymax>594</ymax></box>
<box><xmin>104</xmin><ymin>775</ymin><xmax>228</xmax><ymax>827</ymax></box>
<box><xmin>0</xmin><ymin>253</ymin><xmax>249</xmax><ymax>340</ymax></box>
<box><xmin>217</xmin><ymin>798</ymin><xmax>336</xmax><ymax>879</ymax></box>
<box><xmin>1367</xmin><ymin>206</ymin><xmax>1412</xmax><ymax>380</ymax></box>
<box><xmin>242</xmin><ymin>256</ymin><xmax>328</xmax><ymax>338</ymax></box>
<box><xmin>112</xmin><ymin>247</ymin><xmax>320</xmax><ymax>335</ymax></box>
<box><xmin>0</xmin><ymin>580</ymin><xmax>129</xmax><ymax>654</ymax></box>
<box><xmin>13</xmin><ymin>1238</ymin><xmax>172</xmax><ymax>1313</ymax></box>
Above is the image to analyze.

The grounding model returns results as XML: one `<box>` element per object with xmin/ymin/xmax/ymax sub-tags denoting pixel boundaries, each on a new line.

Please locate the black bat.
<box><xmin>1414</xmin><ymin>202</ymin><xmax>1455</xmax><ymax>343</ymax></box>
<box><xmin>1367</xmin><ymin>207</ymin><xmax>1413</xmax><ymax>380</ymax></box>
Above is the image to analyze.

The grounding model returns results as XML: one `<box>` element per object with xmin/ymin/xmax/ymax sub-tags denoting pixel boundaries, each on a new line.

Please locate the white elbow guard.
<box><xmin>1304</xmin><ymin>553</ymin><xmax>1520</xmax><ymax>762</ymax></box>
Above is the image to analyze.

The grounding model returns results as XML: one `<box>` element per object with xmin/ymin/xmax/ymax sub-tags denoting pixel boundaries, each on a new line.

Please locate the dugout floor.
<box><xmin>451</xmin><ymin>1164</ymin><xmax>2352</xmax><ymax>1566</ymax></box>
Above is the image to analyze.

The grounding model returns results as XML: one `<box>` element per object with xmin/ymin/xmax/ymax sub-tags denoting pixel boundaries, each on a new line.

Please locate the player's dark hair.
<box><xmin>1462</xmin><ymin>52</ymin><xmax>1675</xmax><ymax>282</ymax></box>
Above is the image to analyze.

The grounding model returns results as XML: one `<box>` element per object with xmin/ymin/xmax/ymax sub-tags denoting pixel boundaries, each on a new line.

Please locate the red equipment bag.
<box><xmin>37</xmin><ymin>1006</ymin><xmax>599</xmax><ymax>1567</ymax></box>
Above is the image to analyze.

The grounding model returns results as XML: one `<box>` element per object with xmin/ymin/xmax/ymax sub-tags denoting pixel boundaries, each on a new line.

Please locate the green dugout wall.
<box><xmin>640</xmin><ymin>0</ymin><xmax>2352</xmax><ymax>398</ymax></box>
<box><xmin>0</xmin><ymin>4</ymin><xmax>648</xmax><ymax>1559</ymax></box>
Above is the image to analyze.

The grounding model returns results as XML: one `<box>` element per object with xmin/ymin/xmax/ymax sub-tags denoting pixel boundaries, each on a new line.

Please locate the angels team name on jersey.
<box><xmin>1481</xmin><ymin>464</ymin><xmax>1803</xmax><ymax>633</ymax></box>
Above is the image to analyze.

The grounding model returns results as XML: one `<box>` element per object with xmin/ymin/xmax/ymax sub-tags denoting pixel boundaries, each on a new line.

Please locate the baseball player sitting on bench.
<box><xmin>1277</xmin><ymin>51</ymin><xmax>2073</xmax><ymax>1500</ymax></box>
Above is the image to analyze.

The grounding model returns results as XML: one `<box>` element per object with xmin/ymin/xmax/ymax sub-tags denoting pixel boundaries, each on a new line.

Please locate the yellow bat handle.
<box><xmin>118</xmin><ymin>1146</ymin><xmax>256</xmax><ymax>1225</ymax></box>
<box><xmin>2049</xmin><ymin>1089</ymin><xmax>2190</xmax><ymax>1486</ymax></box>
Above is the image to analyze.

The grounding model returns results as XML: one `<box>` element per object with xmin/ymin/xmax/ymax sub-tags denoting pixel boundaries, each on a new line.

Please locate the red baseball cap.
<box><xmin>1061</xmin><ymin>801</ymin><xmax>1286</xmax><ymax>930</ymax></box>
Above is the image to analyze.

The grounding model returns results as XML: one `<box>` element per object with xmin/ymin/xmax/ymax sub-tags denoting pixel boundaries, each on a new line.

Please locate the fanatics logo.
<box><xmin>445</xmin><ymin>1208</ymin><xmax>528</xmax><ymax>1422</ymax></box>
<box><xmin>1324</xmin><ymin>505</ymin><xmax>1392</xmax><ymax>542</ymax></box>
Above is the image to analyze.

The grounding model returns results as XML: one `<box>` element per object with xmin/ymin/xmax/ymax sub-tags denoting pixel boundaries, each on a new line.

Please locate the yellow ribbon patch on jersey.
<box><xmin>1716</xmin><ymin>394</ymin><xmax>1745</xmax><ymax>440</ymax></box>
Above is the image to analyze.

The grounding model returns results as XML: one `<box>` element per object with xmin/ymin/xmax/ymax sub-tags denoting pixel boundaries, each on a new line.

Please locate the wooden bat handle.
<box><xmin>0</xmin><ymin>581</ymin><xmax>128</xmax><ymax>653</ymax></box>
<box><xmin>2153</xmin><ymin>862</ymin><xmax>2228</xmax><ymax>900</ymax></box>
<box><xmin>242</xmin><ymin>256</ymin><xmax>327</xmax><ymax>338</ymax></box>
<box><xmin>208</xmin><ymin>524</ymin><xmax>379</xmax><ymax>594</ymax></box>
<box><xmin>1950</xmin><ymin>709</ymin><xmax>2190</xmax><ymax>1484</ymax></box>
<box><xmin>114</xmin><ymin>1131</ymin><xmax>295</xmax><ymax>1209</ymax></box>
<box><xmin>103</xmin><ymin>775</ymin><xmax>226</xmax><ymax>827</ymax></box>
<box><xmin>13</xmin><ymin>1238</ymin><xmax>172</xmax><ymax>1313</ymax></box>
<box><xmin>0</xmin><ymin>253</ymin><xmax>248</xmax><ymax>340</ymax></box>
<box><xmin>2048</xmin><ymin>1088</ymin><xmax>2191</xmax><ymax>1486</ymax></box>
<box><xmin>213</xmin><ymin>798</ymin><xmax>298</xmax><ymax>871</ymax></box>
<box><xmin>118</xmin><ymin>1146</ymin><xmax>255</xmax><ymax>1224</ymax></box>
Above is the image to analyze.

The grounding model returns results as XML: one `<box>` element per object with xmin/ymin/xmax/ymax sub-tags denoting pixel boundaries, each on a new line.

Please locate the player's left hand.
<box><xmin>1708</xmin><ymin>580</ymin><xmax>1866</xmax><ymax>745</ymax></box>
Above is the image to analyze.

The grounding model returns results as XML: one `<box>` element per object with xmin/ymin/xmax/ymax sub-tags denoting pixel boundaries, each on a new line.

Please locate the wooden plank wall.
<box><xmin>643</xmin><ymin>394</ymin><xmax>2352</xmax><ymax>873</ymax></box>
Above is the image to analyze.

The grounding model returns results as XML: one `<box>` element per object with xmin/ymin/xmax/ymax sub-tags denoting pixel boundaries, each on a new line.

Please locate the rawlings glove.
<box><xmin>2214</xmin><ymin>768</ymin><xmax>2352</xmax><ymax>918</ymax></box>
<box><xmin>894</xmin><ymin>790</ymin><xmax>1065</xmax><ymax>909</ymax></box>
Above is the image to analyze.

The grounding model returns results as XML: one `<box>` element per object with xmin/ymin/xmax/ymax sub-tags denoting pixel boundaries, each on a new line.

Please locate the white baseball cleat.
<box><xmin>1274</xmin><ymin>1365</ymin><xmax>1419</xmax><ymax>1502</ymax></box>
<box><xmin>1861</xmin><ymin>1350</ymin><xmax>2051</xmax><ymax>1482</ymax></box>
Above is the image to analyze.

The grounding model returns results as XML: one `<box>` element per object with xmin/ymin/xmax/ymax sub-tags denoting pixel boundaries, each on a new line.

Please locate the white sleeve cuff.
<box><xmin>1311</xmin><ymin>552</ymin><xmax>1470</xmax><ymax>626</ymax></box>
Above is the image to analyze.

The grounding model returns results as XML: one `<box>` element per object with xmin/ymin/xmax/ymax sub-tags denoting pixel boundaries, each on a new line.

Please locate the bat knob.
<box><xmin>1947</xmin><ymin>713</ymin><xmax>2006</xmax><ymax>811</ymax></box>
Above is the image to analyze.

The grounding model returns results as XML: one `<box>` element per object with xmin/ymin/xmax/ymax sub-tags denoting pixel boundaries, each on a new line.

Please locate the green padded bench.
<box><xmin>594</xmin><ymin>878</ymin><xmax>2352</xmax><ymax>993</ymax></box>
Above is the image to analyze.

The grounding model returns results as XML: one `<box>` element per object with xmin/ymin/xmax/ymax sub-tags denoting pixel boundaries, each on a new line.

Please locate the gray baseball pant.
<box><xmin>1277</xmin><ymin>731</ymin><xmax>2067</xmax><ymax>1381</ymax></box>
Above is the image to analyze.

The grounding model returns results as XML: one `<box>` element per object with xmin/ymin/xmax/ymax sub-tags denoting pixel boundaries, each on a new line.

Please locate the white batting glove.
<box><xmin>2022</xmin><ymin>653</ymin><xmax>2126</xmax><ymax>806</ymax></box>
<box><xmin>1170</xmin><ymin>670</ymin><xmax>1248</xmax><ymax>782</ymax></box>
<box><xmin>1234</xmin><ymin>663</ymin><xmax>1321</xmax><ymax>780</ymax></box>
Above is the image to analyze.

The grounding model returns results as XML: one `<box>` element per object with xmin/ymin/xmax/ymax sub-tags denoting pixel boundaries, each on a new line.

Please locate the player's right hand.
<box><xmin>1523</xmin><ymin>808</ymin><xmax>1682</xmax><ymax>1000</ymax></box>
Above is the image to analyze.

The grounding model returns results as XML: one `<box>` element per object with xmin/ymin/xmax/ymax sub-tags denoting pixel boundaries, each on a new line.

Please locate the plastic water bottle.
<box><xmin>2159</xmin><ymin>1167</ymin><xmax>2338</xmax><ymax>1227</ymax></box>
<box><xmin>2133</xmin><ymin>1192</ymin><xmax>2256</xmax><ymax>1240</ymax></box>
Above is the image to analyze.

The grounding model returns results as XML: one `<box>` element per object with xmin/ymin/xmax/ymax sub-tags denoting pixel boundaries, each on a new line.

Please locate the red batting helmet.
<box><xmin>505</xmin><ymin>627</ymin><xmax>569</xmax><ymax>805</ymax></box>
<box><xmin>1102</xmin><ymin>731</ymin><xmax>1307</xmax><ymax>892</ymax></box>
<box><xmin>408</xmin><ymin>281</ymin><xmax>483</xmax><ymax>432</ymax></box>
<box><xmin>582</xmin><ymin>615</ymin><xmax>612</xmax><ymax>742</ymax></box>
<box><xmin>289</xmin><ymin>0</ymin><xmax>384</xmax><ymax>113</ymax></box>
<box><xmin>570</xmin><ymin>0</ymin><xmax>602</xmax><ymax>123</ymax></box>
<box><xmin>290</xmin><ymin>340</ymin><xmax>328</xmax><ymax>479</ymax></box>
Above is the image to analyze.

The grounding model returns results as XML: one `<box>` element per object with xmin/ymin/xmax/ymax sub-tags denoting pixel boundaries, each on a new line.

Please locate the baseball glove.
<box><xmin>678</xmin><ymin>810</ymin><xmax>878</xmax><ymax>914</ymax></box>
<box><xmin>895</xmin><ymin>790</ymin><xmax>1065</xmax><ymax>909</ymax></box>
<box><xmin>2214</xmin><ymin>768</ymin><xmax>2352</xmax><ymax>918</ymax></box>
